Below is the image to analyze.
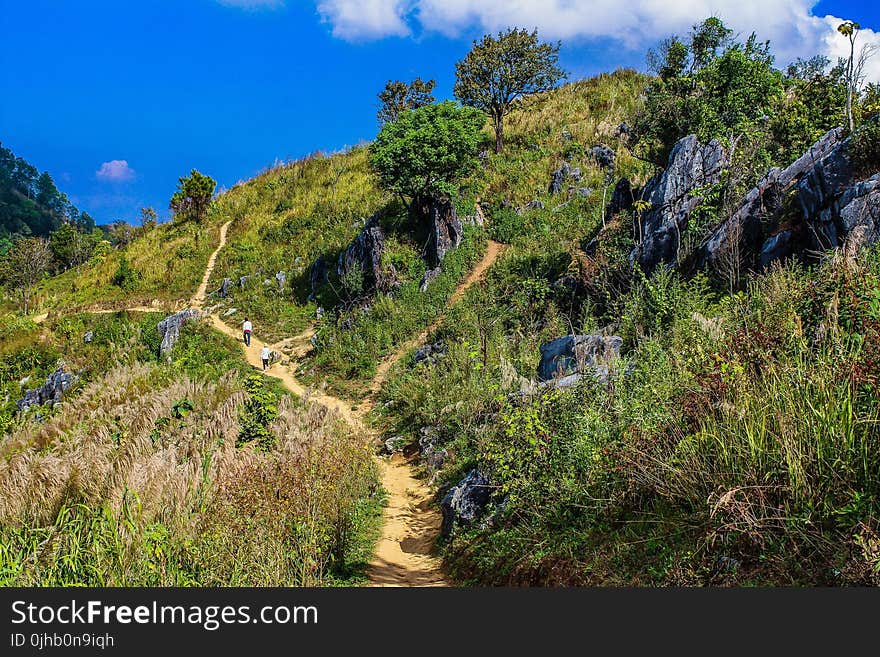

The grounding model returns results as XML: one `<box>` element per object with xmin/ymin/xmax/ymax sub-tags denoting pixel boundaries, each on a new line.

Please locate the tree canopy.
<box><xmin>369</xmin><ymin>101</ymin><xmax>487</xmax><ymax>205</ymax></box>
<box><xmin>377</xmin><ymin>78</ymin><xmax>436</xmax><ymax>126</ymax></box>
<box><xmin>454</xmin><ymin>28</ymin><xmax>565</xmax><ymax>153</ymax></box>
<box><xmin>170</xmin><ymin>169</ymin><xmax>216</xmax><ymax>223</ymax></box>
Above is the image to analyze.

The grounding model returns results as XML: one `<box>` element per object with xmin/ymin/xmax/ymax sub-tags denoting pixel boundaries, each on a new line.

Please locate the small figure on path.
<box><xmin>260</xmin><ymin>345</ymin><xmax>271</xmax><ymax>371</ymax></box>
<box><xmin>242</xmin><ymin>317</ymin><xmax>252</xmax><ymax>346</ymax></box>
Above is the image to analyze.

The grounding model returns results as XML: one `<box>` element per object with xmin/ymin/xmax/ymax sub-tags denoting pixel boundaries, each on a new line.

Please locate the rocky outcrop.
<box><xmin>548</xmin><ymin>162</ymin><xmax>582</xmax><ymax>195</ymax></box>
<box><xmin>441</xmin><ymin>469</ymin><xmax>491</xmax><ymax>537</ymax></box>
<box><xmin>419</xmin><ymin>425</ymin><xmax>447</xmax><ymax>477</ymax></box>
<box><xmin>17</xmin><ymin>366</ymin><xmax>77</xmax><ymax>411</ymax></box>
<box><xmin>592</xmin><ymin>145</ymin><xmax>616</xmax><ymax>170</ymax></box>
<box><xmin>413</xmin><ymin>340</ymin><xmax>447</xmax><ymax>366</ymax></box>
<box><xmin>420</xmin><ymin>266</ymin><xmax>441</xmax><ymax>292</ymax></box>
<box><xmin>698</xmin><ymin>126</ymin><xmax>880</xmax><ymax>270</ymax></box>
<box><xmin>308</xmin><ymin>257</ymin><xmax>328</xmax><ymax>300</ymax></box>
<box><xmin>425</xmin><ymin>197</ymin><xmax>462</xmax><ymax>267</ymax></box>
<box><xmin>275</xmin><ymin>271</ymin><xmax>286</xmax><ymax>291</ymax></box>
<box><xmin>537</xmin><ymin>334</ymin><xmax>623</xmax><ymax>382</ymax></box>
<box><xmin>607</xmin><ymin>177</ymin><xmax>635</xmax><ymax>217</ymax></box>
<box><xmin>337</xmin><ymin>216</ymin><xmax>397</xmax><ymax>295</ymax></box>
<box><xmin>220</xmin><ymin>278</ymin><xmax>232</xmax><ymax>298</ymax></box>
<box><xmin>632</xmin><ymin>135</ymin><xmax>728</xmax><ymax>273</ymax></box>
<box><xmin>157</xmin><ymin>308</ymin><xmax>201</xmax><ymax>356</ymax></box>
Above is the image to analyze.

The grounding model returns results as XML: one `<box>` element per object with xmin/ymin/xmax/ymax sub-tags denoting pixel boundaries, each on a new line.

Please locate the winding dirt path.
<box><xmin>192</xmin><ymin>220</ymin><xmax>233</xmax><ymax>305</ymax></box>
<box><xmin>368</xmin><ymin>239</ymin><xmax>505</xmax><ymax>396</ymax></box>
<box><xmin>27</xmin><ymin>214</ymin><xmax>503</xmax><ymax>588</ymax></box>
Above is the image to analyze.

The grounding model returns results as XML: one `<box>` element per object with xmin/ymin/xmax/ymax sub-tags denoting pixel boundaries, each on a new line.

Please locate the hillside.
<box><xmin>3</xmin><ymin>17</ymin><xmax>880</xmax><ymax>588</ymax></box>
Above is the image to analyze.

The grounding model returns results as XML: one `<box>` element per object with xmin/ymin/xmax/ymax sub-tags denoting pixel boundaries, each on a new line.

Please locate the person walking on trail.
<box><xmin>260</xmin><ymin>345</ymin><xmax>271</xmax><ymax>371</ymax></box>
<box><xmin>242</xmin><ymin>317</ymin><xmax>252</xmax><ymax>346</ymax></box>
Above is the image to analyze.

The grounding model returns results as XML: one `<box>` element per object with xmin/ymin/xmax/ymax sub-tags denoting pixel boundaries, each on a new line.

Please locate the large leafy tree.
<box><xmin>369</xmin><ymin>101</ymin><xmax>486</xmax><ymax>211</ymax></box>
<box><xmin>454</xmin><ymin>28</ymin><xmax>565</xmax><ymax>154</ymax></box>
<box><xmin>377</xmin><ymin>77</ymin><xmax>436</xmax><ymax>126</ymax></box>
<box><xmin>170</xmin><ymin>169</ymin><xmax>216</xmax><ymax>223</ymax></box>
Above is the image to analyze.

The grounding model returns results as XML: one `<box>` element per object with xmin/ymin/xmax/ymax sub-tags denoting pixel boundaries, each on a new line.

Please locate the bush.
<box><xmin>851</xmin><ymin>118</ymin><xmax>880</xmax><ymax>178</ymax></box>
<box><xmin>111</xmin><ymin>256</ymin><xmax>140</xmax><ymax>291</ymax></box>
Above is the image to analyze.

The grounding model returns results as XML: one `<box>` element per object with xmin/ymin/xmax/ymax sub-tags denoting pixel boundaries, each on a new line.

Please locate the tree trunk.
<box><xmin>494</xmin><ymin>116</ymin><xmax>504</xmax><ymax>154</ymax></box>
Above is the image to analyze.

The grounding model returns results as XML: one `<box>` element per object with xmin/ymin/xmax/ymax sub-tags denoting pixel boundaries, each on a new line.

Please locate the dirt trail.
<box><xmin>192</xmin><ymin>220</ymin><xmax>233</xmax><ymax>305</ymax></box>
<box><xmin>26</xmin><ymin>212</ymin><xmax>502</xmax><ymax>588</ymax></box>
<box><xmin>369</xmin><ymin>239</ymin><xmax>505</xmax><ymax>396</ymax></box>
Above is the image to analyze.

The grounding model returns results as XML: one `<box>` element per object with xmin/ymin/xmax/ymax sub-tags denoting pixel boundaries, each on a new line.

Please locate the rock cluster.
<box><xmin>17</xmin><ymin>366</ymin><xmax>77</xmax><ymax>412</ymax></box>
<box><xmin>157</xmin><ymin>308</ymin><xmax>201</xmax><ymax>356</ymax></box>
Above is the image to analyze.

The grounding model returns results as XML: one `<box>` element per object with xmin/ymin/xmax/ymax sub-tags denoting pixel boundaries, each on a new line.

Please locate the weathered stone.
<box><xmin>423</xmin><ymin>197</ymin><xmax>463</xmax><ymax>267</ymax></box>
<box><xmin>441</xmin><ymin>469</ymin><xmax>491</xmax><ymax>537</ymax></box>
<box><xmin>537</xmin><ymin>334</ymin><xmax>623</xmax><ymax>382</ymax></box>
<box><xmin>607</xmin><ymin>177</ymin><xmax>634</xmax><ymax>217</ymax></box>
<box><xmin>223</xmin><ymin>307</ymin><xmax>237</xmax><ymax>317</ymax></box>
<box><xmin>577</xmin><ymin>187</ymin><xmax>593</xmax><ymax>198</ymax></box>
<box><xmin>760</xmin><ymin>230</ymin><xmax>794</xmax><ymax>268</ymax></box>
<box><xmin>548</xmin><ymin>162</ymin><xmax>571</xmax><ymax>194</ymax></box>
<box><xmin>420</xmin><ymin>266</ymin><xmax>441</xmax><ymax>293</ymax></box>
<box><xmin>337</xmin><ymin>215</ymin><xmax>397</xmax><ymax>294</ymax></box>
<box><xmin>220</xmin><ymin>278</ymin><xmax>232</xmax><ymax>298</ymax></box>
<box><xmin>412</xmin><ymin>340</ymin><xmax>447</xmax><ymax>366</ymax></box>
<box><xmin>157</xmin><ymin>308</ymin><xmax>201</xmax><ymax>356</ymax></box>
<box><xmin>83</xmin><ymin>331</ymin><xmax>94</xmax><ymax>343</ymax></box>
<box><xmin>526</xmin><ymin>199</ymin><xmax>545</xmax><ymax>210</ymax></box>
<box><xmin>275</xmin><ymin>271</ymin><xmax>286</xmax><ymax>291</ymax></box>
<box><xmin>591</xmin><ymin>145</ymin><xmax>616</xmax><ymax>170</ymax></box>
<box><xmin>699</xmin><ymin>127</ymin><xmax>846</xmax><ymax>270</ymax></box>
<box><xmin>385</xmin><ymin>436</ymin><xmax>406</xmax><ymax>454</ymax></box>
<box><xmin>632</xmin><ymin>135</ymin><xmax>728</xmax><ymax>272</ymax></box>
<box><xmin>17</xmin><ymin>366</ymin><xmax>77</xmax><ymax>412</ymax></box>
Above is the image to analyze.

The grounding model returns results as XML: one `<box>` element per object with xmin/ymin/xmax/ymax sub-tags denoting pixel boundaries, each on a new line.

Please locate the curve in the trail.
<box><xmin>368</xmin><ymin>239</ymin><xmax>505</xmax><ymax>398</ymax></box>
<box><xmin>192</xmin><ymin>220</ymin><xmax>233</xmax><ymax>305</ymax></box>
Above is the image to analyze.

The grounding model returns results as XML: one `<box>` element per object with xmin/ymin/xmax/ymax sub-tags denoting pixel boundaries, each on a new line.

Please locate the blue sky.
<box><xmin>1</xmin><ymin>0</ymin><xmax>877</xmax><ymax>226</ymax></box>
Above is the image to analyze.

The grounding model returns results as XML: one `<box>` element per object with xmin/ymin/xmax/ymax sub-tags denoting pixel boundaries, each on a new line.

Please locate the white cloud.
<box><xmin>313</xmin><ymin>0</ymin><xmax>880</xmax><ymax>82</ymax></box>
<box><xmin>217</xmin><ymin>0</ymin><xmax>285</xmax><ymax>9</ymax></box>
<box><xmin>96</xmin><ymin>160</ymin><xmax>136</xmax><ymax>183</ymax></box>
<box><xmin>317</xmin><ymin>0</ymin><xmax>411</xmax><ymax>40</ymax></box>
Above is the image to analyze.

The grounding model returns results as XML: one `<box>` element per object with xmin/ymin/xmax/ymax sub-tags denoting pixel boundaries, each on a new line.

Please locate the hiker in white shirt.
<box><xmin>242</xmin><ymin>317</ymin><xmax>253</xmax><ymax>346</ymax></box>
<box><xmin>260</xmin><ymin>345</ymin><xmax>271</xmax><ymax>371</ymax></box>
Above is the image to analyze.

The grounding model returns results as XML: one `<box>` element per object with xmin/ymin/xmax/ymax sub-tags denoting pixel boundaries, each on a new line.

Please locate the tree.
<box><xmin>49</xmin><ymin>223</ymin><xmax>97</xmax><ymax>270</ymax></box>
<box><xmin>454</xmin><ymin>28</ymin><xmax>565</xmax><ymax>153</ymax></box>
<box><xmin>139</xmin><ymin>206</ymin><xmax>158</xmax><ymax>230</ymax></box>
<box><xmin>838</xmin><ymin>21</ymin><xmax>861</xmax><ymax>131</ymax></box>
<box><xmin>0</xmin><ymin>237</ymin><xmax>51</xmax><ymax>314</ymax></box>
<box><xmin>369</xmin><ymin>101</ymin><xmax>486</xmax><ymax>211</ymax></box>
<box><xmin>170</xmin><ymin>169</ymin><xmax>216</xmax><ymax>223</ymax></box>
<box><xmin>377</xmin><ymin>77</ymin><xmax>436</xmax><ymax>126</ymax></box>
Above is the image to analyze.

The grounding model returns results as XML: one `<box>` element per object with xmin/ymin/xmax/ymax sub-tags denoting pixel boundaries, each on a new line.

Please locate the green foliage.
<box><xmin>370</xmin><ymin>101</ymin><xmax>487</xmax><ymax>203</ymax></box>
<box><xmin>237</xmin><ymin>374</ymin><xmax>279</xmax><ymax>450</ymax></box>
<box><xmin>633</xmin><ymin>19</ymin><xmax>786</xmax><ymax>166</ymax></box>
<box><xmin>170</xmin><ymin>169</ymin><xmax>216</xmax><ymax>224</ymax></box>
<box><xmin>0</xmin><ymin>236</ymin><xmax>52</xmax><ymax>314</ymax></box>
<box><xmin>377</xmin><ymin>77</ymin><xmax>436</xmax><ymax>126</ymax></box>
<box><xmin>111</xmin><ymin>255</ymin><xmax>140</xmax><ymax>291</ymax></box>
<box><xmin>850</xmin><ymin>117</ymin><xmax>880</xmax><ymax>178</ymax></box>
<box><xmin>454</xmin><ymin>28</ymin><xmax>565</xmax><ymax>153</ymax></box>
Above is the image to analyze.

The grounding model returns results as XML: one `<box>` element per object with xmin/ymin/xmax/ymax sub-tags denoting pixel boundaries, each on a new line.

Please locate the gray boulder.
<box><xmin>537</xmin><ymin>334</ymin><xmax>623</xmax><ymax>382</ymax></box>
<box><xmin>699</xmin><ymin>127</ymin><xmax>847</xmax><ymax>270</ymax></box>
<box><xmin>413</xmin><ymin>340</ymin><xmax>446</xmax><ymax>366</ymax></box>
<box><xmin>17</xmin><ymin>366</ymin><xmax>77</xmax><ymax>412</ymax></box>
<box><xmin>425</xmin><ymin>197</ymin><xmax>463</xmax><ymax>267</ymax></box>
<box><xmin>591</xmin><ymin>145</ymin><xmax>616</xmax><ymax>170</ymax></box>
<box><xmin>441</xmin><ymin>469</ymin><xmax>492</xmax><ymax>537</ymax></box>
<box><xmin>219</xmin><ymin>278</ymin><xmax>232</xmax><ymax>298</ymax></box>
<box><xmin>275</xmin><ymin>271</ymin><xmax>286</xmax><ymax>291</ymax></box>
<box><xmin>548</xmin><ymin>162</ymin><xmax>571</xmax><ymax>194</ymax></box>
<box><xmin>83</xmin><ymin>331</ymin><xmax>94</xmax><ymax>344</ymax></box>
<box><xmin>632</xmin><ymin>135</ymin><xmax>728</xmax><ymax>273</ymax></box>
<box><xmin>157</xmin><ymin>308</ymin><xmax>201</xmax><ymax>356</ymax></box>
<box><xmin>420</xmin><ymin>266</ymin><xmax>441</xmax><ymax>293</ymax></box>
<box><xmin>606</xmin><ymin>177</ymin><xmax>635</xmax><ymax>217</ymax></box>
<box><xmin>337</xmin><ymin>215</ymin><xmax>397</xmax><ymax>294</ymax></box>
